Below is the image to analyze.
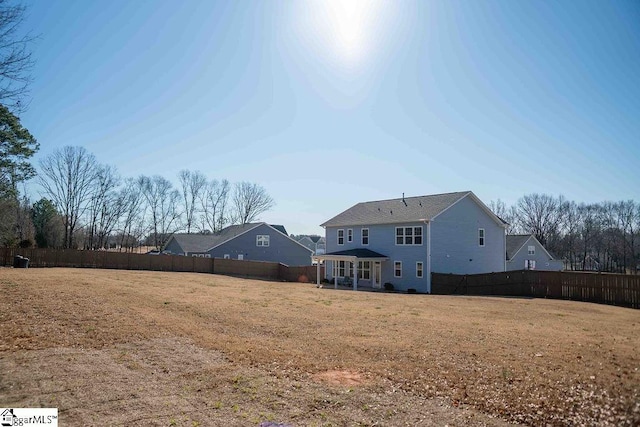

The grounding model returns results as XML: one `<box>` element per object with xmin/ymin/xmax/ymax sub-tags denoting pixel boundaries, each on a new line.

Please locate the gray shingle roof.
<box><xmin>166</xmin><ymin>223</ymin><xmax>263</xmax><ymax>253</ymax></box>
<box><xmin>320</xmin><ymin>191</ymin><xmax>473</xmax><ymax>227</ymax></box>
<box><xmin>506</xmin><ymin>234</ymin><xmax>532</xmax><ymax>260</ymax></box>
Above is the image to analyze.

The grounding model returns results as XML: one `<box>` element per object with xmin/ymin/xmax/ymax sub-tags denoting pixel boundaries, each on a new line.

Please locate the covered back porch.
<box><xmin>312</xmin><ymin>248</ymin><xmax>389</xmax><ymax>291</ymax></box>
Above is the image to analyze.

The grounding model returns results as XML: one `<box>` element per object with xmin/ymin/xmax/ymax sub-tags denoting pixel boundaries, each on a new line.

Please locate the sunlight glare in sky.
<box><xmin>294</xmin><ymin>0</ymin><xmax>392</xmax><ymax>72</ymax></box>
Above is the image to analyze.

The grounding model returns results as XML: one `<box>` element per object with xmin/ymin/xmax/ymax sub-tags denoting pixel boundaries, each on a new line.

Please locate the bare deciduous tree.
<box><xmin>116</xmin><ymin>177</ymin><xmax>145</xmax><ymax>252</ymax></box>
<box><xmin>232</xmin><ymin>181</ymin><xmax>275</xmax><ymax>225</ymax></box>
<box><xmin>139</xmin><ymin>175</ymin><xmax>180</xmax><ymax>249</ymax></box>
<box><xmin>0</xmin><ymin>0</ymin><xmax>35</xmax><ymax>111</ymax></box>
<box><xmin>86</xmin><ymin>164</ymin><xmax>121</xmax><ymax>249</ymax></box>
<box><xmin>178</xmin><ymin>169</ymin><xmax>207</xmax><ymax>234</ymax></box>
<box><xmin>513</xmin><ymin>194</ymin><xmax>565</xmax><ymax>247</ymax></box>
<box><xmin>39</xmin><ymin>146</ymin><xmax>97</xmax><ymax>248</ymax></box>
<box><xmin>199</xmin><ymin>178</ymin><xmax>230</xmax><ymax>232</ymax></box>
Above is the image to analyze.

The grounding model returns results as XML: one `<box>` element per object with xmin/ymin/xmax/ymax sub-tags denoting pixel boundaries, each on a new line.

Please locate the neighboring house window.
<box><xmin>357</xmin><ymin>261</ymin><xmax>371</xmax><ymax>280</ymax></box>
<box><xmin>525</xmin><ymin>259</ymin><xmax>536</xmax><ymax>270</ymax></box>
<box><xmin>347</xmin><ymin>229</ymin><xmax>353</xmax><ymax>243</ymax></box>
<box><xmin>416</xmin><ymin>262</ymin><xmax>423</xmax><ymax>278</ymax></box>
<box><xmin>223</xmin><ymin>254</ymin><xmax>230</xmax><ymax>259</ymax></box>
<box><xmin>333</xmin><ymin>260</ymin><xmax>346</xmax><ymax>277</ymax></box>
<box><xmin>528</xmin><ymin>245</ymin><xmax>535</xmax><ymax>255</ymax></box>
<box><xmin>256</xmin><ymin>235</ymin><xmax>270</xmax><ymax>247</ymax></box>
<box><xmin>478</xmin><ymin>228</ymin><xmax>485</xmax><ymax>247</ymax></box>
<box><xmin>338</xmin><ymin>229</ymin><xmax>344</xmax><ymax>245</ymax></box>
<box><xmin>362</xmin><ymin>228</ymin><xmax>369</xmax><ymax>245</ymax></box>
<box><xmin>394</xmin><ymin>261</ymin><xmax>402</xmax><ymax>278</ymax></box>
<box><xmin>395</xmin><ymin>226</ymin><xmax>423</xmax><ymax>245</ymax></box>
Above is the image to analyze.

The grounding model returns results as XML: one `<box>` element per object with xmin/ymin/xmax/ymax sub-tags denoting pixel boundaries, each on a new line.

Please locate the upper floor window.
<box><xmin>362</xmin><ymin>228</ymin><xmax>369</xmax><ymax>245</ymax></box>
<box><xmin>337</xmin><ymin>229</ymin><xmax>344</xmax><ymax>245</ymax></box>
<box><xmin>478</xmin><ymin>228</ymin><xmax>485</xmax><ymax>247</ymax></box>
<box><xmin>396</xmin><ymin>226</ymin><xmax>423</xmax><ymax>245</ymax></box>
<box><xmin>256</xmin><ymin>235</ymin><xmax>270</xmax><ymax>247</ymax></box>
<box><xmin>528</xmin><ymin>245</ymin><xmax>535</xmax><ymax>255</ymax></box>
<box><xmin>347</xmin><ymin>229</ymin><xmax>353</xmax><ymax>243</ymax></box>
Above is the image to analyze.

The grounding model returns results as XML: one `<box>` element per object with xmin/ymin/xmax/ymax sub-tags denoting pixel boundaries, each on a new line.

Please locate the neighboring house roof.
<box><xmin>270</xmin><ymin>225</ymin><xmax>288</xmax><ymax>235</ymax></box>
<box><xmin>506</xmin><ymin>234</ymin><xmax>556</xmax><ymax>260</ymax></box>
<box><xmin>321</xmin><ymin>191</ymin><xmax>506</xmax><ymax>228</ymax></box>
<box><xmin>165</xmin><ymin>223</ymin><xmax>312</xmax><ymax>254</ymax></box>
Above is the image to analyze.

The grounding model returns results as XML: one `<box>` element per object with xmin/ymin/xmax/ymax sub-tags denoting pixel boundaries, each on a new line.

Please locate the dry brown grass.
<box><xmin>0</xmin><ymin>268</ymin><xmax>638</xmax><ymax>426</ymax></box>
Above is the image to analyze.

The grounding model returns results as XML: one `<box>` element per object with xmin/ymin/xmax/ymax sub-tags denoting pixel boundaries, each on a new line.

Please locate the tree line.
<box><xmin>490</xmin><ymin>194</ymin><xmax>640</xmax><ymax>274</ymax></box>
<box><xmin>15</xmin><ymin>146</ymin><xmax>274</xmax><ymax>251</ymax></box>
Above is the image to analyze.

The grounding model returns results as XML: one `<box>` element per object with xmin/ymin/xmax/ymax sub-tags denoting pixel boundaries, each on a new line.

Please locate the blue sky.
<box><xmin>19</xmin><ymin>0</ymin><xmax>640</xmax><ymax>235</ymax></box>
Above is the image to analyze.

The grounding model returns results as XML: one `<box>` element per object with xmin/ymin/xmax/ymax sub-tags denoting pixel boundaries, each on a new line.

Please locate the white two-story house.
<box><xmin>313</xmin><ymin>191</ymin><xmax>507</xmax><ymax>293</ymax></box>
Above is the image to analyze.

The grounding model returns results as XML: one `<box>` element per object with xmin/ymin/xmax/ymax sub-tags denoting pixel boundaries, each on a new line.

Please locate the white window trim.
<box><xmin>395</xmin><ymin>226</ymin><xmax>423</xmax><ymax>246</ymax></box>
<box><xmin>528</xmin><ymin>245</ymin><xmax>535</xmax><ymax>255</ymax></box>
<box><xmin>347</xmin><ymin>229</ymin><xmax>353</xmax><ymax>243</ymax></box>
<box><xmin>223</xmin><ymin>254</ymin><xmax>230</xmax><ymax>259</ymax></box>
<box><xmin>478</xmin><ymin>228</ymin><xmax>485</xmax><ymax>247</ymax></box>
<box><xmin>337</xmin><ymin>229</ymin><xmax>344</xmax><ymax>245</ymax></box>
<box><xmin>416</xmin><ymin>261</ymin><xmax>423</xmax><ymax>278</ymax></box>
<box><xmin>361</xmin><ymin>228</ymin><xmax>369</xmax><ymax>245</ymax></box>
<box><xmin>357</xmin><ymin>260</ymin><xmax>371</xmax><ymax>280</ymax></box>
<box><xmin>394</xmin><ymin>261</ymin><xmax>402</xmax><ymax>278</ymax></box>
<box><xmin>256</xmin><ymin>234</ymin><xmax>270</xmax><ymax>247</ymax></box>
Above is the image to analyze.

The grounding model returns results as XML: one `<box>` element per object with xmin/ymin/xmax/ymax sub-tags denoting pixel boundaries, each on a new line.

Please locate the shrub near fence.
<box><xmin>432</xmin><ymin>270</ymin><xmax>640</xmax><ymax>309</ymax></box>
<box><xmin>0</xmin><ymin>247</ymin><xmax>323</xmax><ymax>283</ymax></box>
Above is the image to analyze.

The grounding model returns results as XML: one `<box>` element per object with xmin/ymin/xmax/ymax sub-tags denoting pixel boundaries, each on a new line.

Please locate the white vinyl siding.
<box><xmin>395</xmin><ymin>226</ymin><xmax>423</xmax><ymax>245</ymax></box>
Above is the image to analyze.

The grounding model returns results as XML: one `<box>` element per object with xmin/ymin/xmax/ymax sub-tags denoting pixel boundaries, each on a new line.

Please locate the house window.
<box><xmin>256</xmin><ymin>235</ymin><xmax>270</xmax><ymax>247</ymax></box>
<box><xmin>394</xmin><ymin>261</ymin><xmax>402</xmax><ymax>278</ymax></box>
<box><xmin>333</xmin><ymin>260</ymin><xmax>346</xmax><ymax>277</ymax></box>
<box><xmin>525</xmin><ymin>259</ymin><xmax>536</xmax><ymax>270</ymax></box>
<box><xmin>416</xmin><ymin>262</ymin><xmax>423</xmax><ymax>278</ymax></box>
<box><xmin>478</xmin><ymin>228</ymin><xmax>485</xmax><ymax>247</ymax></box>
<box><xmin>223</xmin><ymin>254</ymin><xmax>230</xmax><ymax>259</ymax></box>
<box><xmin>338</xmin><ymin>229</ymin><xmax>344</xmax><ymax>245</ymax></box>
<box><xmin>347</xmin><ymin>229</ymin><xmax>353</xmax><ymax>243</ymax></box>
<box><xmin>362</xmin><ymin>228</ymin><xmax>369</xmax><ymax>245</ymax></box>
<box><xmin>395</xmin><ymin>226</ymin><xmax>423</xmax><ymax>245</ymax></box>
<box><xmin>528</xmin><ymin>245</ymin><xmax>535</xmax><ymax>255</ymax></box>
<box><xmin>357</xmin><ymin>261</ymin><xmax>371</xmax><ymax>280</ymax></box>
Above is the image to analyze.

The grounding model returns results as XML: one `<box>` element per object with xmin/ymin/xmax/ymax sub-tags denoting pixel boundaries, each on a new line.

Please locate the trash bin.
<box><xmin>13</xmin><ymin>255</ymin><xmax>29</xmax><ymax>268</ymax></box>
<box><xmin>13</xmin><ymin>255</ymin><xmax>23</xmax><ymax>268</ymax></box>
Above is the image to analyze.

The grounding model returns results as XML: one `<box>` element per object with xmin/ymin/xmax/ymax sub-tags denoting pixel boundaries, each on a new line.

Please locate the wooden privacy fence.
<box><xmin>0</xmin><ymin>247</ymin><xmax>323</xmax><ymax>283</ymax></box>
<box><xmin>432</xmin><ymin>270</ymin><xmax>640</xmax><ymax>309</ymax></box>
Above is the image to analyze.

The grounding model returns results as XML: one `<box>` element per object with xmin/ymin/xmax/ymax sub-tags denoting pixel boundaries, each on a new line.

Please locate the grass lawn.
<box><xmin>0</xmin><ymin>268</ymin><xmax>638</xmax><ymax>426</ymax></box>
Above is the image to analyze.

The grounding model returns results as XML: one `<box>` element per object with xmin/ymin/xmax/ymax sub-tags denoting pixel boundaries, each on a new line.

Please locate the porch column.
<box><xmin>334</xmin><ymin>261</ymin><xmax>338</xmax><ymax>289</ymax></box>
<box><xmin>353</xmin><ymin>260</ymin><xmax>358</xmax><ymax>291</ymax></box>
<box><xmin>316</xmin><ymin>259</ymin><xmax>320</xmax><ymax>287</ymax></box>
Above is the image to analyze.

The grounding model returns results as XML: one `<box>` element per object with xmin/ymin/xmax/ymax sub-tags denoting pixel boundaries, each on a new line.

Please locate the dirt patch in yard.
<box><xmin>0</xmin><ymin>268</ymin><xmax>638</xmax><ymax>426</ymax></box>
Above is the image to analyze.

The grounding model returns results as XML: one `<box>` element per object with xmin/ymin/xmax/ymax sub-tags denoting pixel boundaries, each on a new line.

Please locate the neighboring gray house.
<box><xmin>296</xmin><ymin>235</ymin><xmax>326</xmax><ymax>255</ymax></box>
<box><xmin>314</xmin><ymin>191</ymin><xmax>507</xmax><ymax>293</ymax></box>
<box><xmin>506</xmin><ymin>234</ymin><xmax>564</xmax><ymax>271</ymax></box>
<box><xmin>163</xmin><ymin>223</ymin><xmax>313</xmax><ymax>266</ymax></box>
